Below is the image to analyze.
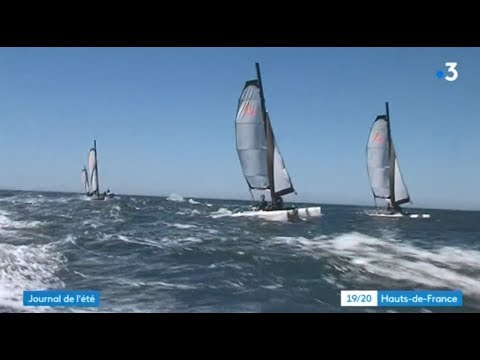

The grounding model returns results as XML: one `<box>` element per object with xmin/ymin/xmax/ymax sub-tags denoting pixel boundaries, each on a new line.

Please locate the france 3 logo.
<box><xmin>436</xmin><ymin>62</ymin><xmax>458</xmax><ymax>82</ymax></box>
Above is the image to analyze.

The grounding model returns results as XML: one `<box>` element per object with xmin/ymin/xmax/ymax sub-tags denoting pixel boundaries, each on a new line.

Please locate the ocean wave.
<box><xmin>0</xmin><ymin>242</ymin><xmax>66</xmax><ymax>312</ymax></box>
<box><xmin>270</xmin><ymin>231</ymin><xmax>480</xmax><ymax>302</ymax></box>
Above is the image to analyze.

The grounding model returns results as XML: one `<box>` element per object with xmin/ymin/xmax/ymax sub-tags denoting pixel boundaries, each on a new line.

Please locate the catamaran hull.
<box><xmin>366</xmin><ymin>211</ymin><xmax>430</xmax><ymax>219</ymax></box>
<box><xmin>233</xmin><ymin>207</ymin><xmax>322</xmax><ymax>222</ymax></box>
<box><xmin>89</xmin><ymin>196</ymin><xmax>106</xmax><ymax>201</ymax></box>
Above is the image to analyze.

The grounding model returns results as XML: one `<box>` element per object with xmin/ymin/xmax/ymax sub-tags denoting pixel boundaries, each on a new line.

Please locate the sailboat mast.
<box><xmin>255</xmin><ymin>62</ymin><xmax>276</xmax><ymax>206</ymax></box>
<box><xmin>386</xmin><ymin>102</ymin><xmax>396</xmax><ymax>204</ymax></box>
<box><xmin>94</xmin><ymin>139</ymin><xmax>100</xmax><ymax>196</ymax></box>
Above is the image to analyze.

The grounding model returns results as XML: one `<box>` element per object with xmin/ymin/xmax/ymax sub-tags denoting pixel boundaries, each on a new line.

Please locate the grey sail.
<box><xmin>81</xmin><ymin>167</ymin><xmax>90</xmax><ymax>193</ymax></box>
<box><xmin>235</xmin><ymin>81</ymin><xmax>269</xmax><ymax>190</ymax></box>
<box><xmin>235</xmin><ymin>63</ymin><xmax>295</xmax><ymax>202</ymax></box>
<box><xmin>267</xmin><ymin>113</ymin><xmax>294</xmax><ymax>197</ymax></box>
<box><xmin>366</xmin><ymin>103</ymin><xmax>411</xmax><ymax>207</ymax></box>
<box><xmin>366</xmin><ymin>115</ymin><xmax>390</xmax><ymax>199</ymax></box>
<box><xmin>88</xmin><ymin>149</ymin><xmax>98</xmax><ymax>194</ymax></box>
<box><xmin>392</xmin><ymin>146</ymin><xmax>410</xmax><ymax>205</ymax></box>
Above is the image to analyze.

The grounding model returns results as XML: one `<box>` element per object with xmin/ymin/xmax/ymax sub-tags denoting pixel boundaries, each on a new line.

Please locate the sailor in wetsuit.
<box><xmin>385</xmin><ymin>198</ymin><xmax>392</xmax><ymax>212</ymax></box>
<box><xmin>272</xmin><ymin>196</ymin><xmax>284</xmax><ymax>210</ymax></box>
<box><xmin>256</xmin><ymin>194</ymin><xmax>268</xmax><ymax>211</ymax></box>
<box><xmin>264</xmin><ymin>196</ymin><xmax>285</xmax><ymax>211</ymax></box>
<box><xmin>386</xmin><ymin>198</ymin><xmax>403</xmax><ymax>215</ymax></box>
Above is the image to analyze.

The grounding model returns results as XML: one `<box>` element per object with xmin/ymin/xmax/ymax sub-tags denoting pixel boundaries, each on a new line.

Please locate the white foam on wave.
<box><xmin>0</xmin><ymin>242</ymin><xmax>66</xmax><ymax>312</ymax></box>
<box><xmin>269</xmin><ymin>232</ymin><xmax>480</xmax><ymax>302</ymax></box>
<box><xmin>167</xmin><ymin>194</ymin><xmax>185</xmax><ymax>202</ymax></box>
<box><xmin>149</xmin><ymin>281</ymin><xmax>197</xmax><ymax>290</ymax></box>
<box><xmin>209</xmin><ymin>208</ymin><xmax>233</xmax><ymax>218</ymax></box>
<box><xmin>82</xmin><ymin>219</ymin><xmax>103</xmax><ymax>229</ymax></box>
<box><xmin>108</xmin><ymin>205</ymin><xmax>124</xmax><ymax>223</ymax></box>
<box><xmin>175</xmin><ymin>209</ymin><xmax>201</xmax><ymax>216</ymax></box>
<box><xmin>188</xmin><ymin>198</ymin><xmax>201</xmax><ymax>205</ymax></box>
<box><xmin>168</xmin><ymin>223</ymin><xmax>198</xmax><ymax>229</ymax></box>
<box><xmin>0</xmin><ymin>210</ymin><xmax>44</xmax><ymax>232</ymax></box>
<box><xmin>116</xmin><ymin>234</ymin><xmax>204</xmax><ymax>250</ymax></box>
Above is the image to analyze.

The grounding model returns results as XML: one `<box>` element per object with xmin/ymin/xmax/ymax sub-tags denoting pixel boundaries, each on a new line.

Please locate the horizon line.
<box><xmin>0</xmin><ymin>187</ymin><xmax>478</xmax><ymax>212</ymax></box>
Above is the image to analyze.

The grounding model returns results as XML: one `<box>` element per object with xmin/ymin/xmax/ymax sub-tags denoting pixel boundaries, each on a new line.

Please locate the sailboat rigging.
<box><xmin>366</xmin><ymin>102</ymin><xmax>429</xmax><ymax>218</ymax></box>
<box><xmin>83</xmin><ymin>140</ymin><xmax>114</xmax><ymax>200</ymax></box>
<box><xmin>233</xmin><ymin>62</ymin><xmax>321</xmax><ymax>221</ymax></box>
<box><xmin>235</xmin><ymin>63</ymin><xmax>295</xmax><ymax>207</ymax></box>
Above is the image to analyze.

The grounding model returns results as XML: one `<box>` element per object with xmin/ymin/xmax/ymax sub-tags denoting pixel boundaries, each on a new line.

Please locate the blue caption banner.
<box><xmin>23</xmin><ymin>290</ymin><xmax>100</xmax><ymax>307</ymax></box>
<box><xmin>377</xmin><ymin>290</ymin><xmax>462</xmax><ymax>307</ymax></box>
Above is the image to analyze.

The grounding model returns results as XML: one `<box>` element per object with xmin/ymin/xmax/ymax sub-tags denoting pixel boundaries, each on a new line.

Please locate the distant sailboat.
<box><xmin>85</xmin><ymin>140</ymin><xmax>114</xmax><ymax>201</ymax></box>
<box><xmin>365</xmin><ymin>102</ymin><xmax>429</xmax><ymax>218</ymax></box>
<box><xmin>233</xmin><ymin>62</ymin><xmax>321</xmax><ymax>221</ymax></box>
<box><xmin>87</xmin><ymin>140</ymin><xmax>104</xmax><ymax>200</ymax></box>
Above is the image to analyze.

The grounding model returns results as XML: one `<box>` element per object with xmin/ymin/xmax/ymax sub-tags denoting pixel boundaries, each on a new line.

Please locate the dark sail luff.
<box><xmin>257</xmin><ymin>63</ymin><xmax>295</xmax><ymax>199</ymax></box>
<box><xmin>255</xmin><ymin>62</ymin><xmax>276</xmax><ymax>206</ymax></box>
<box><xmin>386</xmin><ymin>102</ymin><xmax>396</xmax><ymax>204</ymax></box>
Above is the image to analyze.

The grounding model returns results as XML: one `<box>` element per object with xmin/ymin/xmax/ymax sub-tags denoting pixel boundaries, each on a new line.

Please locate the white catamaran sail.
<box><xmin>366</xmin><ymin>102</ymin><xmax>410</xmax><ymax>207</ymax></box>
<box><xmin>81</xmin><ymin>166</ymin><xmax>90</xmax><ymax>194</ymax></box>
<box><xmin>86</xmin><ymin>140</ymin><xmax>111</xmax><ymax>200</ymax></box>
<box><xmin>88</xmin><ymin>144</ymin><xmax>99</xmax><ymax>197</ymax></box>
<box><xmin>366</xmin><ymin>102</ymin><xmax>428</xmax><ymax>218</ymax></box>
<box><xmin>234</xmin><ymin>63</ymin><xmax>321</xmax><ymax>221</ymax></box>
<box><xmin>235</xmin><ymin>65</ymin><xmax>295</xmax><ymax>202</ymax></box>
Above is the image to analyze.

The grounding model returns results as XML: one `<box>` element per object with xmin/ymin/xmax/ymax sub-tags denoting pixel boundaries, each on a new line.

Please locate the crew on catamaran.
<box><xmin>264</xmin><ymin>196</ymin><xmax>285</xmax><ymax>211</ymax></box>
<box><xmin>273</xmin><ymin>196</ymin><xmax>284</xmax><ymax>210</ymax></box>
<box><xmin>256</xmin><ymin>194</ymin><xmax>268</xmax><ymax>210</ymax></box>
<box><xmin>386</xmin><ymin>197</ymin><xmax>403</xmax><ymax>214</ymax></box>
<box><xmin>385</xmin><ymin>198</ymin><xmax>392</xmax><ymax>211</ymax></box>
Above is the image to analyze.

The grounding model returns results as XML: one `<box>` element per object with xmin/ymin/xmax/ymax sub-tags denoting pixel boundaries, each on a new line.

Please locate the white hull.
<box><xmin>88</xmin><ymin>195</ymin><xmax>106</xmax><ymax>201</ymax></box>
<box><xmin>366</xmin><ymin>210</ymin><xmax>430</xmax><ymax>219</ymax></box>
<box><xmin>408</xmin><ymin>213</ymin><xmax>430</xmax><ymax>219</ymax></box>
<box><xmin>233</xmin><ymin>207</ymin><xmax>322</xmax><ymax>222</ymax></box>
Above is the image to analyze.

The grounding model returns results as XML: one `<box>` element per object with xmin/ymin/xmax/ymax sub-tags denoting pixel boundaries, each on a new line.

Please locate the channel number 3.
<box><xmin>445</xmin><ymin>62</ymin><xmax>458</xmax><ymax>82</ymax></box>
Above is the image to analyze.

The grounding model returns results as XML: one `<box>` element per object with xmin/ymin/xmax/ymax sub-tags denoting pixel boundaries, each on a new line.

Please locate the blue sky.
<box><xmin>0</xmin><ymin>47</ymin><xmax>479</xmax><ymax>210</ymax></box>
